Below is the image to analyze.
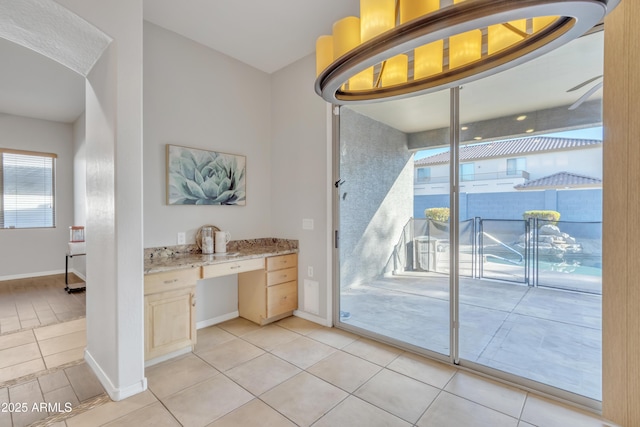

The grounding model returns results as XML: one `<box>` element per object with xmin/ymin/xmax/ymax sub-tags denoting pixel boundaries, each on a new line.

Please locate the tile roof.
<box><xmin>415</xmin><ymin>136</ymin><xmax>602</xmax><ymax>166</ymax></box>
<box><xmin>514</xmin><ymin>171</ymin><xmax>602</xmax><ymax>190</ymax></box>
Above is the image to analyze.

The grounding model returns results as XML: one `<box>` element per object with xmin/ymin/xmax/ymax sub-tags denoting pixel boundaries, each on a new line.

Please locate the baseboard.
<box><xmin>85</xmin><ymin>349</ymin><xmax>148</xmax><ymax>401</ymax></box>
<box><xmin>293</xmin><ymin>310</ymin><xmax>332</xmax><ymax>327</ymax></box>
<box><xmin>144</xmin><ymin>346</ymin><xmax>192</xmax><ymax>368</ymax></box>
<box><xmin>0</xmin><ymin>269</ymin><xmax>65</xmax><ymax>282</ymax></box>
<box><xmin>70</xmin><ymin>269</ymin><xmax>87</xmax><ymax>281</ymax></box>
<box><xmin>196</xmin><ymin>311</ymin><xmax>239</xmax><ymax>329</ymax></box>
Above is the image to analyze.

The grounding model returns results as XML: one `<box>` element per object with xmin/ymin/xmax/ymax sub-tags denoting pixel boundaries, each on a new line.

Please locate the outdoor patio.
<box><xmin>340</xmin><ymin>273</ymin><xmax>602</xmax><ymax>401</ymax></box>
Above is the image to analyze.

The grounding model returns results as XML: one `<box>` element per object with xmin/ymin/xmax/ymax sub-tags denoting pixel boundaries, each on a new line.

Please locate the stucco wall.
<box><xmin>339</xmin><ymin>108</ymin><xmax>413</xmax><ymax>287</ymax></box>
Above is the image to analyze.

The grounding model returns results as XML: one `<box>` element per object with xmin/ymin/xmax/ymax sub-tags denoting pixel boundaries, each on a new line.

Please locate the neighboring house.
<box><xmin>414</xmin><ymin>136</ymin><xmax>602</xmax><ymax>195</ymax></box>
<box><xmin>414</xmin><ymin>136</ymin><xmax>603</xmax><ymax>222</ymax></box>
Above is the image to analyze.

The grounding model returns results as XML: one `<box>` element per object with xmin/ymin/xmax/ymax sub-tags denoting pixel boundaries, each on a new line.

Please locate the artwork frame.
<box><xmin>166</xmin><ymin>144</ymin><xmax>246</xmax><ymax>206</ymax></box>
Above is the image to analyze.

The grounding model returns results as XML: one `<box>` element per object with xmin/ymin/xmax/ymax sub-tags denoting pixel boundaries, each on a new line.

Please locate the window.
<box><xmin>506</xmin><ymin>157</ymin><xmax>526</xmax><ymax>175</ymax></box>
<box><xmin>417</xmin><ymin>167</ymin><xmax>431</xmax><ymax>183</ymax></box>
<box><xmin>460</xmin><ymin>163</ymin><xmax>475</xmax><ymax>181</ymax></box>
<box><xmin>0</xmin><ymin>149</ymin><xmax>56</xmax><ymax>229</ymax></box>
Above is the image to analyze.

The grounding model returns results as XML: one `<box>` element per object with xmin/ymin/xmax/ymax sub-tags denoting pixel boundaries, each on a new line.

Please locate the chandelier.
<box><xmin>314</xmin><ymin>0</ymin><xmax>619</xmax><ymax>104</ymax></box>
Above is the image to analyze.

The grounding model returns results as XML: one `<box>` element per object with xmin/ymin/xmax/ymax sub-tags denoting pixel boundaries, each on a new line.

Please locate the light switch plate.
<box><xmin>302</xmin><ymin>219</ymin><xmax>314</xmax><ymax>230</ymax></box>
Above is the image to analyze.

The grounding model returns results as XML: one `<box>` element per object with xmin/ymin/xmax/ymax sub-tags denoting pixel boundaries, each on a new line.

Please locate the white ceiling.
<box><xmin>0</xmin><ymin>36</ymin><xmax>85</xmax><ymax>123</ymax></box>
<box><xmin>0</xmin><ymin>1</ymin><xmax>603</xmax><ymax>132</ymax></box>
<box><xmin>142</xmin><ymin>0</ymin><xmax>360</xmax><ymax>74</ymax></box>
<box><xmin>0</xmin><ymin>0</ymin><xmax>359</xmax><ymax>124</ymax></box>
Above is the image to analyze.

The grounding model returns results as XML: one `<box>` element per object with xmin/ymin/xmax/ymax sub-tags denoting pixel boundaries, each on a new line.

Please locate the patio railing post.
<box><xmin>533</xmin><ymin>217</ymin><xmax>539</xmax><ymax>287</ymax></box>
<box><xmin>525</xmin><ymin>218</ymin><xmax>530</xmax><ymax>285</ymax></box>
<box><xmin>474</xmin><ymin>217</ymin><xmax>480</xmax><ymax>279</ymax></box>
<box><xmin>479</xmin><ymin>219</ymin><xmax>484</xmax><ymax>280</ymax></box>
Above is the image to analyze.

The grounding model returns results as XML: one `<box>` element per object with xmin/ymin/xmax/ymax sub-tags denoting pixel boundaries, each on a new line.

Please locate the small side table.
<box><xmin>65</xmin><ymin>253</ymin><xmax>86</xmax><ymax>293</ymax></box>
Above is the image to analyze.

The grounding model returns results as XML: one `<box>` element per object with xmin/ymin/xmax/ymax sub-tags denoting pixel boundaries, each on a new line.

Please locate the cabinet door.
<box><xmin>145</xmin><ymin>287</ymin><xmax>196</xmax><ymax>360</ymax></box>
<box><xmin>266</xmin><ymin>280</ymin><xmax>297</xmax><ymax>318</ymax></box>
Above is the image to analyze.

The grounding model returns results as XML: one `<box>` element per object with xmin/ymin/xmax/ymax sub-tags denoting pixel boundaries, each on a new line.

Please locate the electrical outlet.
<box><xmin>303</xmin><ymin>219</ymin><xmax>314</xmax><ymax>230</ymax></box>
<box><xmin>177</xmin><ymin>232</ymin><xmax>186</xmax><ymax>245</ymax></box>
<box><xmin>308</xmin><ymin>266</ymin><xmax>314</xmax><ymax>277</ymax></box>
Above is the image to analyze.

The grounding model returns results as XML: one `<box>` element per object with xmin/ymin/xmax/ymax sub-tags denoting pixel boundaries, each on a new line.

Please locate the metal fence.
<box><xmin>399</xmin><ymin>217</ymin><xmax>602</xmax><ymax>294</ymax></box>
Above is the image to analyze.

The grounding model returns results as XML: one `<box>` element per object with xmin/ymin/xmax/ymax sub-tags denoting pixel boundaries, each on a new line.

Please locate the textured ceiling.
<box><xmin>0</xmin><ymin>1</ymin><xmax>604</xmax><ymax>131</ymax></box>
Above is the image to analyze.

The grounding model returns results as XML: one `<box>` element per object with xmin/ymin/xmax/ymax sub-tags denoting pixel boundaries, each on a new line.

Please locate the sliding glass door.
<box><xmin>335</xmin><ymin>88</ymin><xmax>451</xmax><ymax>358</ymax></box>
<box><xmin>335</xmin><ymin>29</ymin><xmax>603</xmax><ymax>406</ymax></box>
<box><xmin>457</xmin><ymin>30</ymin><xmax>603</xmax><ymax>403</ymax></box>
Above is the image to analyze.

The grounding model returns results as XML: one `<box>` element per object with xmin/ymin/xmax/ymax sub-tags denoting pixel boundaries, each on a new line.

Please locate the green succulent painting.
<box><xmin>167</xmin><ymin>145</ymin><xmax>246</xmax><ymax>205</ymax></box>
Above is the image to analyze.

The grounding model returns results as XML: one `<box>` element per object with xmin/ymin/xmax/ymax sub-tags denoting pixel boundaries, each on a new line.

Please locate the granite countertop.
<box><xmin>144</xmin><ymin>238</ymin><xmax>298</xmax><ymax>275</ymax></box>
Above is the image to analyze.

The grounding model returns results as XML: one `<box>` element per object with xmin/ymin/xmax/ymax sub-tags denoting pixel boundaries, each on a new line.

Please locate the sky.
<box><xmin>414</xmin><ymin>126</ymin><xmax>603</xmax><ymax>160</ymax></box>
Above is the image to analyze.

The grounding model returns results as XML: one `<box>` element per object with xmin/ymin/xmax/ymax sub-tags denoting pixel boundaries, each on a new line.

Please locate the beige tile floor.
<box><xmin>56</xmin><ymin>316</ymin><xmax>617</xmax><ymax>427</ymax></box>
<box><xmin>0</xmin><ymin>282</ymin><xmax>619</xmax><ymax>426</ymax></box>
<box><xmin>0</xmin><ymin>361</ymin><xmax>106</xmax><ymax>427</ymax></box>
<box><xmin>0</xmin><ymin>275</ymin><xmax>85</xmax><ymax>334</ymax></box>
<box><xmin>0</xmin><ymin>318</ymin><xmax>87</xmax><ymax>385</ymax></box>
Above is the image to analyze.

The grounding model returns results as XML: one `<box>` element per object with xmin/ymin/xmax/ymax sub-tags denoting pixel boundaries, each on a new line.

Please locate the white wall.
<box><xmin>524</xmin><ymin>147</ymin><xmax>602</xmax><ymax>180</ymax></box>
<box><xmin>143</xmin><ymin>22</ymin><xmax>272</xmax><ymax>246</ymax></box>
<box><xmin>0</xmin><ymin>114</ymin><xmax>74</xmax><ymax>279</ymax></box>
<box><xmin>71</xmin><ymin>111</ymin><xmax>86</xmax><ymax>278</ymax></box>
<box><xmin>143</xmin><ymin>22</ymin><xmax>273</xmax><ymax>323</ymax></box>
<box><xmin>55</xmin><ymin>0</ymin><xmax>145</xmax><ymax>401</ymax></box>
<box><xmin>271</xmin><ymin>54</ymin><xmax>332</xmax><ymax>325</ymax></box>
<box><xmin>416</xmin><ymin>146</ymin><xmax>603</xmax><ymax>195</ymax></box>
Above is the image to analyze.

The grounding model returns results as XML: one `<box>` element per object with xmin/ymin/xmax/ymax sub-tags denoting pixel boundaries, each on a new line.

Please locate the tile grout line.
<box><xmin>138</xmin><ymin>386</ymin><xmax>184</xmax><ymax>427</ymax></box>
<box><xmin>216</xmin><ymin>323</ymin><xmax>429</xmax><ymax>426</ymax></box>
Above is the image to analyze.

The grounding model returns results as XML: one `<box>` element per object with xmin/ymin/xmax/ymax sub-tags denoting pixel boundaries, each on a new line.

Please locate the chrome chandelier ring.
<box><xmin>315</xmin><ymin>0</ymin><xmax>617</xmax><ymax>105</ymax></box>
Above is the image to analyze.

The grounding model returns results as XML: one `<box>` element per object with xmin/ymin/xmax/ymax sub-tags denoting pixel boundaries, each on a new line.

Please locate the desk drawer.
<box><xmin>145</xmin><ymin>268</ymin><xmax>200</xmax><ymax>295</ymax></box>
<box><xmin>266</xmin><ymin>254</ymin><xmax>297</xmax><ymax>271</ymax></box>
<box><xmin>266</xmin><ymin>280</ymin><xmax>297</xmax><ymax>318</ymax></box>
<box><xmin>202</xmin><ymin>257</ymin><xmax>264</xmax><ymax>278</ymax></box>
<box><xmin>267</xmin><ymin>267</ymin><xmax>297</xmax><ymax>287</ymax></box>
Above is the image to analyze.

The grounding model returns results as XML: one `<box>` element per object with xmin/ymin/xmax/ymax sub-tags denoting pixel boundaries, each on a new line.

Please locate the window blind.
<box><xmin>0</xmin><ymin>149</ymin><xmax>57</xmax><ymax>229</ymax></box>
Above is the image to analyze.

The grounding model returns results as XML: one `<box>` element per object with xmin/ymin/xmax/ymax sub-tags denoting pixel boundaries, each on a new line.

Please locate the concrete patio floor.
<box><xmin>340</xmin><ymin>273</ymin><xmax>602</xmax><ymax>401</ymax></box>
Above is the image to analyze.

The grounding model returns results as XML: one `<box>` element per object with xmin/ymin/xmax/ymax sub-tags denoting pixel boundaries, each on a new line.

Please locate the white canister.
<box><xmin>215</xmin><ymin>231</ymin><xmax>231</xmax><ymax>253</ymax></box>
<box><xmin>201</xmin><ymin>226</ymin><xmax>214</xmax><ymax>254</ymax></box>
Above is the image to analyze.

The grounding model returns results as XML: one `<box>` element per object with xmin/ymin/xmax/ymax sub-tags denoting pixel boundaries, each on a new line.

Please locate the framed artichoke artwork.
<box><xmin>166</xmin><ymin>144</ymin><xmax>246</xmax><ymax>205</ymax></box>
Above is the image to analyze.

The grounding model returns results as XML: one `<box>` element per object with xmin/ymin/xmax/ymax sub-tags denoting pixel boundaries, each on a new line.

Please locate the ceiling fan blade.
<box><xmin>567</xmin><ymin>75</ymin><xmax>603</xmax><ymax>92</ymax></box>
<box><xmin>568</xmin><ymin>81</ymin><xmax>604</xmax><ymax>110</ymax></box>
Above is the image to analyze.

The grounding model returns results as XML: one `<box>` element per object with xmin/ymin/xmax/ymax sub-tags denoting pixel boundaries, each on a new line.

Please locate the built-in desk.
<box><xmin>143</xmin><ymin>239</ymin><xmax>298</xmax><ymax>363</ymax></box>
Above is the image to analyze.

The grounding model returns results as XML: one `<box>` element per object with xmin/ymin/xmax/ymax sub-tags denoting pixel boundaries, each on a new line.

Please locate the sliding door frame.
<box><xmin>331</xmin><ymin>86</ymin><xmax>601</xmax><ymax>411</ymax></box>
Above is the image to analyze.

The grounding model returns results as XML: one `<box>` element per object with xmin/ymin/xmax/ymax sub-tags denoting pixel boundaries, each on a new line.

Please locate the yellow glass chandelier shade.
<box><xmin>449</xmin><ymin>30</ymin><xmax>482</xmax><ymax>69</ymax></box>
<box><xmin>333</xmin><ymin>16</ymin><xmax>361</xmax><ymax>59</ymax></box>
<box><xmin>488</xmin><ymin>19</ymin><xmax>527</xmax><ymax>55</ymax></box>
<box><xmin>400</xmin><ymin>0</ymin><xmax>439</xmax><ymax>24</ymax></box>
<box><xmin>350</xmin><ymin>67</ymin><xmax>374</xmax><ymax>90</ymax></box>
<box><xmin>315</xmin><ymin>0</ymin><xmax>618</xmax><ymax>104</ymax></box>
<box><xmin>414</xmin><ymin>40</ymin><xmax>443</xmax><ymax>79</ymax></box>
<box><xmin>360</xmin><ymin>0</ymin><xmax>396</xmax><ymax>42</ymax></box>
<box><xmin>381</xmin><ymin>54</ymin><xmax>408</xmax><ymax>87</ymax></box>
<box><xmin>533</xmin><ymin>16</ymin><xmax>559</xmax><ymax>32</ymax></box>
<box><xmin>315</xmin><ymin>35</ymin><xmax>333</xmax><ymax>77</ymax></box>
